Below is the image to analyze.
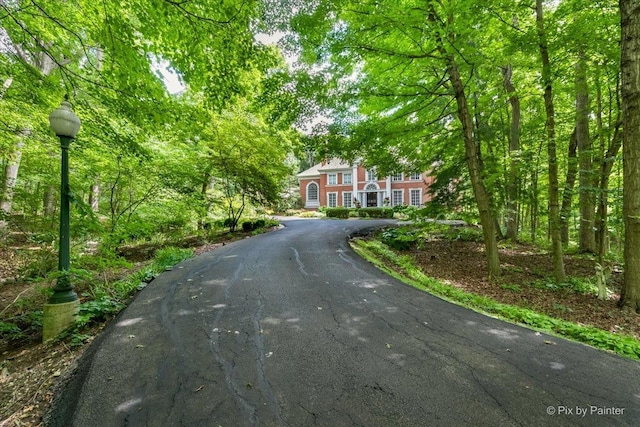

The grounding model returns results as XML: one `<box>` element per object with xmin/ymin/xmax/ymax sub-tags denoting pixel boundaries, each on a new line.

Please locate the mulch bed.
<box><xmin>406</xmin><ymin>239</ymin><xmax>639</xmax><ymax>340</ymax></box>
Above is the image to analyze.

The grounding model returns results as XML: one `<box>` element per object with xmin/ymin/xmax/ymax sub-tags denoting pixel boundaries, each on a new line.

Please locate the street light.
<box><xmin>48</xmin><ymin>99</ymin><xmax>81</xmax><ymax>304</ymax></box>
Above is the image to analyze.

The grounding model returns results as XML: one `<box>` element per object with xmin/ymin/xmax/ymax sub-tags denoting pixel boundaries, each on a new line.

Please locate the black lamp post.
<box><xmin>48</xmin><ymin>100</ymin><xmax>81</xmax><ymax>304</ymax></box>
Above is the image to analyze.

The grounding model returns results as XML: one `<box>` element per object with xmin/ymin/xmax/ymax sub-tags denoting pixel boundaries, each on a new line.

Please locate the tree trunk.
<box><xmin>576</xmin><ymin>54</ymin><xmax>596</xmax><ymax>253</ymax></box>
<box><xmin>44</xmin><ymin>184</ymin><xmax>56</xmax><ymax>216</ymax></box>
<box><xmin>197</xmin><ymin>172</ymin><xmax>211</xmax><ymax>230</ymax></box>
<box><xmin>595</xmin><ymin>72</ymin><xmax>622</xmax><ymax>262</ymax></box>
<box><xmin>89</xmin><ymin>180</ymin><xmax>100</xmax><ymax>212</ymax></box>
<box><xmin>536</xmin><ymin>0</ymin><xmax>566</xmax><ymax>282</ymax></box>
<box><xmin>448</xmin><ymin>62</ymin><xmax>501</xmax><ymax>278</ymax></box>
<box><xmin>427</xmin><ymin>5</ymin><xmax>500</xmax><ymax>278</ymax></box>
<box><xmin>595</xmin><ymin>131</ymin><xmax>621</xmax><ymax>262</ymax></box>
<box><xmin>0</xmin><ymin>135</ymin><xmax>27</xmax><ymax>219</ymax></box>
<box><xmin>530</xmin><ymin>168</ymin><xmax>539</xmax><ymax>242</ymax></box>
<box><xmin>620</xmin><ymin>0</ymin><xmax>640</xmax><ymax>312</ymax></box>
<box><xmin>560</xmin><ymin>130</ymin><xmax>578</xmax><ymax>245</ymax></box>
<box><xmin>502</xmin><ymin>64</ymin><xmax>521</xmax><ymax>241</ymax></box>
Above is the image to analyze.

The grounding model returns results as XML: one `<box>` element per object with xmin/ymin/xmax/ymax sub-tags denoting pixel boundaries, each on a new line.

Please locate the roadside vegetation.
<box><xmin>0</xmin><ymin>217</ymin><xmax>279</xmax><ymax>353</ymax></box>
<box><xmin>351</xmin><ymin>220</ymin><xmax>640</xmax><ymax>361</ymax></box>
<box><xmin>0</xmin><ymin>217</ymin><xmax>279</xmax><ymax>424</ymax></box>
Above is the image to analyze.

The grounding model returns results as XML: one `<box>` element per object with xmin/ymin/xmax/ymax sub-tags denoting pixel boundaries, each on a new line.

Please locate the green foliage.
<box><xmin>394</xmin><ymin>205</ymin><xmax>436</xmax><ymax>221</ymax></box>
<box><xmin>75</xmin><ymin>253</ymin><xmax>132</xmax><ymax>272</ymax></box>
<box><xmin>325</xmin><ymin>207</ymin><xmax>351</xmax><ymax>219</ymax></box>
<box><xmin>501</xmin><ymin>284</ymin><xmax>522</xmax><ymax>293</ymax></box>
<box><xmin>242</xmin><ymin>221</ymin><xmax>257</xmax><ymax>231</ymax></box>
<box><xmin>530</xmin><ymin>277</ymin><xmax>597</xmax><ymax>295</ymax></box>
<box><xmin>298</xmin><ymin>210</ymin><xmax>323</xmax><ymax>218</ymax></box>
<box><xmin>0</xmin><ymin>311</ymin><xmax>42</xmax><ymax>344</ymax></box>
<box><xmin>380</xmin><ymin>227</ymin><xmax>419</xmax><ymax>251</ymax></box>
<box><xmin>69</xmin><ymin>333</ymin><xmax>92</xmax><ymax>348</ymax></box>
<box><xmin>445</xmin><ymin>227</ymin><xmax>484</xmax><ymax>242</ymax></box>
<box><xmin>223</xmin><ymin>218</ymin><xmax>237</xmax><ymax>231</ymax></box>
<box><xmin>378</xmin><ymin>223</ymin><xmax>481</xmax><ymax>251</ymax></box>
<box><xmin>0</xmin><ymin>321</ymin><xmax>24</xmax><ymax>341</ymax></box>
<box><xmin>18</xmin><ymin>249</ymin><xmax>58</xmax><ymax>281</ymax></box>
<box><xmin>74</xmin><ymin>246</ymin><xmax>193</xmax><ymax>330</ymax></box>
<box><xmin>76</xmin><ymin>297</ymin><xmax>124</xmax><ymax>327</ymax></box>
<box><xmin>152</xmin><ymin>247</ymin><xmax>193</xmax><ymax>272</ymax></box>
<box><xmin>241</xmin><ymin>218</ymin><xmax>278</xmax><ymax>232</ymax></box>
<box><xmin>356</xmin><ymin>207</ymin><xmax>394</xmax><ymax>218</ymax></box>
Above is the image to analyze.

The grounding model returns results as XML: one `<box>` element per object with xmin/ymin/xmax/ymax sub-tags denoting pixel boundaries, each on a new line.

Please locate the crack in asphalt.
<box><xmin>159</xmin><ymin>280</ymin><xmax>188</xmax><ymax>419</ymax></box>
<box><xmin>207</xmin><ymin>262</ymin><xmax>258</xmax><ymax>425</ymax></box>
<box><xmin>298</xmin><ymin>402</ymin><xmax>319</xmax><ymax>425</ymax></box>
<box><xmin>290</xmin><ymin>246</ymin><xmax>309</xmax><ymax>276</ymax></box>
<box><xmin>48</xmin><ymin>220</ymin><xmax>640</xmax><ymax>427</ymax></box>
<box><xmin>337</xmin><ymin>241</ymin><xmax>368</xmax><ymax>274</ymax></box>
<box><xmin>470</xmin><ymin>369</ymin><xmax>524</xmax><ymax>427</ymax></box>
<box><xmin>252</xmin><ymin>291</ymin><xmax>285</xmax><ymax>426</ymax></box>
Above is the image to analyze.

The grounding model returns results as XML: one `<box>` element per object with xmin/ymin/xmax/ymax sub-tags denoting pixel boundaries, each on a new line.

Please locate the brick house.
<box><xmin>297</xmin><ymin>159</ymin><xmax>434</xmax><ymax>210</ymax></box>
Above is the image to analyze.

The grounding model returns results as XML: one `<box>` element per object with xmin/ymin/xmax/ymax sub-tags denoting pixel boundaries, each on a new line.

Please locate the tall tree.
<box><xmin>502</xmin><ymin>63</ymin><xmax>521</xmax><ymax>241</ymax></box>
<box><xmin>575</xmin><ymin>52</ymin><xmax>596</xmax><ymax>253</ymax></box>
<box><xmin>428</xmin><ymin>4</ymin><xmax>501</xmax><ymax>277</ymax></box>
<box><xmin>594</xmin><ymin>67</ymin><xmax>622</xmax><ymax>261</ymax></box>
<box><xmin>620</xmin><ymin>0</ymin><xmax>640</xmax><ymax>312</ymax></box>
<box><xmin>536</xmin><ymin>0</ymin><xmax>566</xmax><ymax>282</ymax></box>
<box><xmin>560</xmin><ymin>129</ymin><xmax>578</xmax><ymax>245</ymax></box>
<box><xmin>283</xmin><ymin>0</ymin><xmax>503</xmax><ymax>277</ymax></box>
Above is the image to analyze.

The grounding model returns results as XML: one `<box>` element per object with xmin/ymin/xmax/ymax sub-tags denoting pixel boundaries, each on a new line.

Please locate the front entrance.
<box><xmin>366</xmin><ymin>192</ymin><xmax>377</xmax><ymax>207</ymax></box>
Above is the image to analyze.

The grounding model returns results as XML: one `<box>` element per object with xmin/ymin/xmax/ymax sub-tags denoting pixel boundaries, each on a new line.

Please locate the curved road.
<box><xmin>48</xmin><ymin>219</ymin><xmax>639</xmax><ymax>426</ymax></box>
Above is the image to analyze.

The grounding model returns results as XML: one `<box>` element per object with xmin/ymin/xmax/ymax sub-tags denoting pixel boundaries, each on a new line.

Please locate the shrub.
<box><xmin>326</xmin><ymin>208</ymin><xmax>351</xmax><ymax>219</ymax></box>
<box><xmin>380</xmin><ymin>227</ymin><xmax>419</xmax><ymax>250</ymax></box>
<box><xmin>444</xmin><ymin>226</ymin><xmax>484</xmax><ymax>242</ymax></box>
<box><xmin>357</xmin><ymin>207</ymin><xmax>394</xmax><ymax>218</ymax></box>
<box><xmin>152</xmin><ymin>247</ymin><xmax>193</xmax><ymax>270</ymax></box>
<box><xmin>0</xmin><ymin>321</ymin><xmax>25</xmax><ymax>341</ymax></box>
<box><xmin>242</xmin><ymin>221</ymin><xmax>256</xmax><ymax>231</ymax></box>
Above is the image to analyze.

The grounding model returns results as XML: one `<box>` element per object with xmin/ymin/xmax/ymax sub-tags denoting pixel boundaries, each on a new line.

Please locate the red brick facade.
<box><xmin>298</xmin><ymin>160</ymin><xmax>433</xmax><ymax>210</ymax></box>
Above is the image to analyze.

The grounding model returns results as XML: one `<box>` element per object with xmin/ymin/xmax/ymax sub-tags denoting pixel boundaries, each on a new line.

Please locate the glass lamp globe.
<box><xmin>49</xmin><ymin>101</ymin><xmax>81</xmax><ymax>137</ymax></box>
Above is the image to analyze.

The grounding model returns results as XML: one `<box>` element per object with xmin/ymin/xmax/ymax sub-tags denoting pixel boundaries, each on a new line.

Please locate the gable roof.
<box><xmin>318</xmin><ymin>159</ymin><xmax>352</xmax><ymax>171</ymax></box>
<box><xmin>297</xmin><ymin>159</ymin><xmax>353</xmax><ymax>179</ymax></box>
<box><xmin>297</xmin><ymin>163</ymin><xmax>321</xmax><ymax>178</ymax></box>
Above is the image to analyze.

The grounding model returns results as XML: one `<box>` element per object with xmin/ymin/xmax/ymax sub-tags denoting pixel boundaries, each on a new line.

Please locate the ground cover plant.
<box><xmin>352</xmin><ymin>224</ymin><xmax>640</xmax><ymax>360</ymax></box>
<box><xmin>0</xmin><ymin>219</ymin><xmax>279</xmax><ymax>425</ymax></box>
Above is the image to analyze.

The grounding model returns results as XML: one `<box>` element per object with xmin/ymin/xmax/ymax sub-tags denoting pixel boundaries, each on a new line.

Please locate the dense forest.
<box><xmin>0</xmin><ymin>0</ymin><xmax>639</xmax><ymax>314</ymax></box>
<box><xmin>0</xmin><ymin>0</ymin><xmax>302</xmax><ymax>240</ymax></box>
<box><xmin>266</xmin><ymin>0</ymin><xmax>640</xmax><ymax>312</ymax></box>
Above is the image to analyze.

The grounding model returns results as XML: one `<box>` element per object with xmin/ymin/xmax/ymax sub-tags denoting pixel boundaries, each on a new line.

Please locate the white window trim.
<box><xmin>392</xmin><ymin>189</ymin><xmax>404</xmax><ymax>206</ymax></box>
<box><xmin>327</xmin><ymin>173</ymin><xmax>337</xmax><ymax>185</ymax></box>
<box><xmin>327</xmin><ymin>192</ymin><xmax>338</xmax><ymax>208</ymax></box>
<box><xmin>342</xmin><ymin>191</ymin><xmax>353</xmax><ymax>208</ymax></box>
<box><xmin>343</xmin><ymin>172</ymin><xmax>352</xmax><ymax>185</ymax></box>
<box><xmin>391</xmin><ymin>173</ymin><xmax>403</xmax><ymax>182</ymax></box>
<box><xmin>306</xmin><ymin>181</ymin><xmax>319</xmax><ymax>207</ymax></box>
<box><xmin>409</xmin><ymin>188</ymin><xmax>422</xmax><ymax>207</ymax></box>
<box><xmin>409</xmin><ymin>172</ymin><xmax>422</xmax><ymax>181</ymax></box>
<box><xmin>364</xmin><ymin>182</ymin><xmax>379</xmax><ymax>191</ymax></box>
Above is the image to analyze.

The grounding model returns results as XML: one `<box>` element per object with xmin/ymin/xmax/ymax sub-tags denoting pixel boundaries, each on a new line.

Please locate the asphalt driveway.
<box><xmin>47</xmin><ymin>219</ymin><xmax>640</xmax><ymax>426</ymax></box>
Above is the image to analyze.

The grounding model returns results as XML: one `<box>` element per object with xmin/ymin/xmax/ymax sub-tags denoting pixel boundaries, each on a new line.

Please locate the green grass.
<box><xmin>351</xmin><ymin>238</ymin><xmax>640</xmax><ymax>361</ymax></box>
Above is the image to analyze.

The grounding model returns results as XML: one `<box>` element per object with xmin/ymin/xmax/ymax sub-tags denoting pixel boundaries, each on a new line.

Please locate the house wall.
<box><xmin>323</xmin><ymin>170</ymin><xmax>355</xmax><ymax>207</ymax></box>
<box><xmin>299</xmin><ymin>177</ymin><xmax>320</xmax><ymax>209</ymax></box>
<box><xmin>298</xmin><ymin>165</ymin><xmax>435</xmax><ymax>209</ymax></box>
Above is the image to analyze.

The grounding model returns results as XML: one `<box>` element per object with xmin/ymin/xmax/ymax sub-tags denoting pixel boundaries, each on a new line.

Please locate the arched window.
<box><xmin>365</xmin><ymin>183</ymin><xmax>379</xmax><ymax>191</ymax></box>
<box><xmin>307</xmin><ymin>182</ymin><xmax>319</xmax><ymax>202</ymax></box>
